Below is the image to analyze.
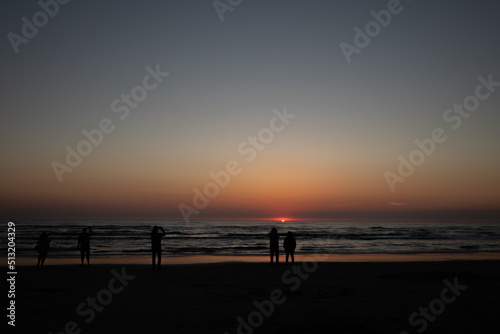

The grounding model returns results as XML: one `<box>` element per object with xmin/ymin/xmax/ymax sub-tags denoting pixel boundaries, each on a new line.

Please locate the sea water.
<box><xmin>1</xmin><ymin>220</ymin><xmax>499</xmax><ymax>258</ymax></box>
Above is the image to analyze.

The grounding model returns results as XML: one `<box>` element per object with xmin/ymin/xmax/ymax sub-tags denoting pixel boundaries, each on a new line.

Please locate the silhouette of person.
<box><xmin>283</xmin><ymin>231</ymin><xmax>296</xmax><ymax>264</ymax></box>
<box><xmin>77</xmin><ymin>227</ymin><xmax>93</xmax><ymax>266</ymax></box>
<box><xmin>269</xmin><ymin>227</ymin><xmax>279</xmax><ymax>265</ymax></box>
<box><xmin>36</xmin><ymin>231</ymin><xmax>51</xmax><ymax>266</ymax></box>
<box><xmin>150</xmin><ymin>226</ymin><xmax>167</xmax><ymax>270</ymax></box>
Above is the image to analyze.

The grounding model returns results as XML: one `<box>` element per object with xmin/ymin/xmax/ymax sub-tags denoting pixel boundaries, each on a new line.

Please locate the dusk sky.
<box><xmin>1</xmin><ymin>0</ymin><xmax>499</xmax><ymax>221</ymax></box>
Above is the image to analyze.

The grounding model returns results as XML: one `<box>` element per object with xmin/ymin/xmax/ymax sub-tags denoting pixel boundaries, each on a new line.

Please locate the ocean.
<box><xmin>2</xmin><ymin>220</ymin><xmax>500</xmax><ymax>258</ymax></box>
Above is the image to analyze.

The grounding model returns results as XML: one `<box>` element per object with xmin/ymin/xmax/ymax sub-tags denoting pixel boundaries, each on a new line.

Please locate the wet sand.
<box><xmin>7</xmin><ymin>252</ymin><xmax>500</xmax><ymax>266</ymax></box>
<box><xmin>9</xmin><ymin>259</ymin><xmax>500</xmax><ymax>333</ymax></box>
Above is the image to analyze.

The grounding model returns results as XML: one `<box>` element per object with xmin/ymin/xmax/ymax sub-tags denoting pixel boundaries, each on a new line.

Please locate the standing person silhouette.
<box><xmin>269</xmin><ymin>227</ymin><xmax>279</xmax><ymax>265</ymax></box>
<box><xmin>77</xmin><ymin>227</ymin><xmax>93</xmax><ymax>266</ymax></box>
<box><xmin>150</xmin><ymin>226</ymin><xmax>167</xmax><ymax>270</ymax></box>
<box><xmin>36</xmin><ymin>231</ymin><xmax>51</xmax><ymax>267</ymax></box>
<box><xmin>283</xmin><ymin>231</ymin><xmax>296</xmax><ymax>264</ymax></box>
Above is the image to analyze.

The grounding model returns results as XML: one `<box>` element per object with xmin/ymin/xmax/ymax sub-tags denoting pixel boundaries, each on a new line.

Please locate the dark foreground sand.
<box><xmin>10</xmin><ymin>261</ymin><xmax>500</xmax><ymax>334</ymax></box>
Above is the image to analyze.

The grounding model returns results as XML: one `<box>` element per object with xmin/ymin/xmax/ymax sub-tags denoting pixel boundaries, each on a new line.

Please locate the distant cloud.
<box><xmin>388</xmin><ymin>202</ymin><xmax>407</xmax><ymax>206</ymax></box>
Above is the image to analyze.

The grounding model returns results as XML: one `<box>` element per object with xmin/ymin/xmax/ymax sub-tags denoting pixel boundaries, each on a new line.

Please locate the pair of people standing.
<box><xmin>35</xmin><ymin>228</ymin><xmax>93</xmax><ymax>267</ymax></box>
<box><xmin>269</xmin><ymin>228</ymin><xmax>296</xmax><ymax>265</ymax></box>
<box><xmin>77</xmin><ymin>226</ymin><xmax>166</xmax><ymax>269</ymax></box>
<box><xmin>77</xmin><ymin>225</ymin><xmax>166</xmax><ymax>269</ymax></box>
<box><xmin>77</xmin><ymin>227</ymin><xmax>93</xmax><ymax>266</ymax></box>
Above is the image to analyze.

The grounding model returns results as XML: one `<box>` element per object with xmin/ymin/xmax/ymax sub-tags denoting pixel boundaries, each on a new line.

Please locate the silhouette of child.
<box><xmin>269</xmin><ymin>227</ymin><xmax>279</xmax><ymax>265</ymax></box>
<box><xmin>283</xmin><ymin>231</ymin><xmax>296</xmax><ymax>264</ymax></box>
<box><xmin>150</xmin><ymin>226</ymin><xmax>167</xmax><ymax>270</ymax></box>
<box><xmin>36</xmin><ymin>232</ymin><xmax>51</xmax><ymax>266</ymax></box>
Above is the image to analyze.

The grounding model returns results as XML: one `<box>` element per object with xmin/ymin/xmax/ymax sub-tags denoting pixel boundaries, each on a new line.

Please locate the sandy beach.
<box><xmin>9</xmin><ymin>259</ymin><xmax>500</xmax><ymax>333</ymax></box>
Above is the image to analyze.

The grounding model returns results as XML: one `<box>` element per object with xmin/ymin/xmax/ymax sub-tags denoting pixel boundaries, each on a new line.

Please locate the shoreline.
<box><xmin>4</xmin><ymin>252</ymin><xmax>500</xmax><ymax>266</ymax></box>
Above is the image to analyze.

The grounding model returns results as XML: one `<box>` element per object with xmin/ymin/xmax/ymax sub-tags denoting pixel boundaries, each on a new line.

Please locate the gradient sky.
<box><xmin>1</xmin><ymin>0</ymin><xmax>499</xmax><ymax>221</ymax></box>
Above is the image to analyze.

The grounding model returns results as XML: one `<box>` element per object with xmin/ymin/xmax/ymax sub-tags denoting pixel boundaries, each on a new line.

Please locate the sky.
<box><xmin>1</xmin><ymin>0</ymin><xmax>499</xmax><ymax>221</ymax></box>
